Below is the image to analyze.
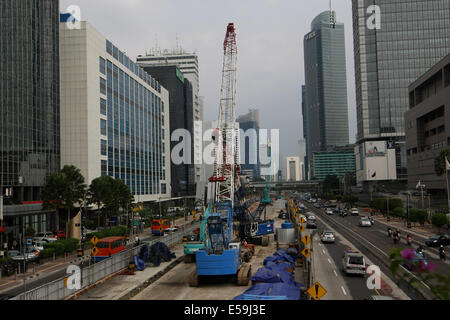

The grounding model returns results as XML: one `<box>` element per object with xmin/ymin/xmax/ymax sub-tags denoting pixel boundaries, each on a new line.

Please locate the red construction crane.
<box><xmin>209</xmin><ymin>23</ymin><xmax>240</xmax><ymax>206</ymax></box>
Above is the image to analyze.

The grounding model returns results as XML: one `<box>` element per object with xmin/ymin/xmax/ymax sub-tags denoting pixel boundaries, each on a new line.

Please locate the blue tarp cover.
<box><xmin>148</xmin><ymin>242</ymin><xmax>176</xmax><ymax>267</ymax></box>
<box><xmin>233</xmin><ymin>283</ymin><xmax>301</xmax><ymax>300</ymax></box>
<box><xmin>134</xmin><ymin>256</ymin><xmax>146</xmax><ymax>271</ymax></box>
<box><xmin>251</xmin><ymin>267</ymin><xmax>293</xmax><ymax>284</ymax></box>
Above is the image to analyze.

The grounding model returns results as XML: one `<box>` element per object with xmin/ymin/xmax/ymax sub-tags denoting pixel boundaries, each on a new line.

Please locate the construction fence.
<box><xmin>11</xmin><ymin>224</ymin><xmax>198</xmax><ymax>300</ymax></box>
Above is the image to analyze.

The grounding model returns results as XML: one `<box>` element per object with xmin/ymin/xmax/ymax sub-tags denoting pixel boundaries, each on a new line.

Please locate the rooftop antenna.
<box><xmin>176</xmin><ymin>33</ymin><xmax>180</xmax><ymax>54</ymax></box>
<box><xmin>329</xmin><ymin>0</ymin><xmax>336</xmax><ymax>28</ymax></box>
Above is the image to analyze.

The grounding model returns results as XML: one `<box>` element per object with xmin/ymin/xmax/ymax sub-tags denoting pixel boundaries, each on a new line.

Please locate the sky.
<box><xmin>60</xmin><ymin>0</ymin><xmax>358</xmax><ymax>174</ymax></box>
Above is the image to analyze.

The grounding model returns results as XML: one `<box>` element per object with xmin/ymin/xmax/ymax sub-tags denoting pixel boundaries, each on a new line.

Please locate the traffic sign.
<box><xmin>90</xmin><ymin>236</ymin><xmax>99</xmax><ymax>246</ymax></box>
<box><xmin>307</xmin><ymin>282</ymin><xmax>327</xmax><ymax>300</ymax></box>
<box><xmin>91</xmin><ymin>246</ymin><xmax>99</xmax><ymax>256</ymax></box>
<box><xmin>300</xmin><ymin>217</ymin><xmax>307</xmax><ymax>224</ymax></box>
<box><xmin>298</xmin><ymin>224</ymin><xmax>306</xmax><ymax>233</ymax></box>
<box><xmin>301</xmin><ymin>235</ymin><xmax>311</xmax><ymax>246</ymax></box>
<box><xmin>301</xmin><ymin>247</ymin><xmax>311</xmax><ymax>259</ymax></box>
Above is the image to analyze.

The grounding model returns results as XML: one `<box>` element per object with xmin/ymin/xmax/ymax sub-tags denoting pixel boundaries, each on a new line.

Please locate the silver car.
<box><xmin>359</xmin><ymin>217</ymin><xmax>372</xmax><ymax>227</ymax></box>
<box><xmin>321</xmin><ymin>231</ymin><xmax>335</xmax><ymax>243</ymax></box>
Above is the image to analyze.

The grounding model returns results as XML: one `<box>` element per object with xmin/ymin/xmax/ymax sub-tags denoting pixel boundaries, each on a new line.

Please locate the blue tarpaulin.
<box><xmin>234</xmin><ymin>248</ymin><xmax>303</xmax><ymax>300</ymax></box>
<box><xmin>233</xmin><ymin>283</ymin><xmax>301</xmax><ymax>301</ymax></box>
<box><xmin>251</xmin><ymin>267</ymin><xmax>293</xmax><ymax>284</ymax></box>
<box><xmin>148</xmin><ymin>242</ymin><xmax>176</xmax><ymax>267</ymax></box>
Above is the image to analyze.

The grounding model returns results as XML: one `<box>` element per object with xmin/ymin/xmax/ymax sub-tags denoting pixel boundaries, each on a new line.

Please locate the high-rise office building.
<box><xmin>352</xmin><ymin>0</ymin><xmax>450</xmax><ymax>186</ymax></box>
<box><xmin>0</xmin><ymin>0</ymin><xmax>60</xmax><ymax>244</ymax></box>
<box><xmin>136</xmin><ymin>50</ymin><xmax>203</xmax><ymax>194</ymax></box>
<box><xmin>405</xmin><ymin>54</ymin><xmax>450</xmax><ymax>193</ymax></box>
<box><xmin>301</xmin><ymin>85</ymin><xmax>309</xmax><ymax>180</ymax></box>
<box><xmin>60</xmin><ymin>21</ymin><xmax>171</xmax><ymax>202</ymax></box>
<box><xmin>237</xmin><ymin>109</ymin><xmax>260</xmax><ymax>179</ymax></box>
<box><xmin>137</xmin><ymin>65</ymin><xmax>195</xmax><ymax>197</ymax></box>
<box><xmin>304</xmin><ymin>11</ymin><xmax>350</xmax><ymax>177</ymax></box>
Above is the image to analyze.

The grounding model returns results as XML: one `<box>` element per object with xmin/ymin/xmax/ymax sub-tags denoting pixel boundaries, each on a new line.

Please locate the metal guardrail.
<box><xmin>11</xmin><ymin>224</ymin><xmax>198</xmax><ymax>300</ymax></box>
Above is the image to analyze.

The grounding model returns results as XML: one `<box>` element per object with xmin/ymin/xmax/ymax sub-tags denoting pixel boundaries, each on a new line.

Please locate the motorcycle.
<box><xmin>407</xmin><ymin>236</ymin><xmax>412</xmax><ymax>246</ymax></box>
<box><xmin>387</xmin><ymin>228</ymin><xmax>393</xmax><ymax>237</ymax></box>
<box><xmin>439</xmin><ymin>246</ymin><xmax>446</xmax><ymax>261</ymax></box>
<box><xmin>393</xmin><ymin>232</ymin><xmax>400</xmax><ymax>244</ymax></box>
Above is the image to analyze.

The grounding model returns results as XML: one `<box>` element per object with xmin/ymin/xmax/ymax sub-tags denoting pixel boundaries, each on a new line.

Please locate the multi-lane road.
<box><xmin>301</xmin><ymin>199</ymin><xmax>449</xmax><ymax>299</ymax></box>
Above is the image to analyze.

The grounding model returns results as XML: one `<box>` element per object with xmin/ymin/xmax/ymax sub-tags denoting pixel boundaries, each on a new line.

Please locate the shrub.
<box><xmin>39</xmin><ymin>248</ymin><xmax>55</xmax><ymax>259</ymax></box>
<box><xmin>59</xmin><ymin>239</ymin><xmax>80</xmax><ymax>253</ymax></box>
<box><xmin>44</xmin><ymin>241</ymin><xmax>65</xmax><ymax>256</ymax></box>
<box><xmin>432</xmin><ymin>213</ymin><xmax>448</xmax><ymax>229</ymax></box>
<box><xmin>409</xmin><ymin>209</ymin><xmax>428</xmax><ymax>225</ymax></box>
<box><xmin>393</xmin><ymin>207</ymin><xmax>404</xmax><ymax>218</ymax></box>
<box><xmin>0</xmin><ymin>257</ymin><xmax>12</xmax><ymax>265</ymax></box>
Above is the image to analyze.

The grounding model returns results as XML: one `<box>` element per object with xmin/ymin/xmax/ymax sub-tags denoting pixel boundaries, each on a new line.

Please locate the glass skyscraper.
<box><xmin>303</xmin><ymin>11</ymin><xmax>350</xmax><ymax>176</ymax></box>
<box><xmin>352</xmin><ymin>0</ymin><xmax>450</xmax><ymax>182</ymax></box>
<box><xmin>0</xmin><ymin>0</ymin><xmax>60</xmax><ymax>201</ymax></box>
<box><xmin>60</xmin><ymin>21</ymin><xmax>171</xmax><ymax>202</ymax></box>
<box><xmin>0</xmin><ymin>0</ymin><xmax>60</xmax><ymax>245</ymax></box>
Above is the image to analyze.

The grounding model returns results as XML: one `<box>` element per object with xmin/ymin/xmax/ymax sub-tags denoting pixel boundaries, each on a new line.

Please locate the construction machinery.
<box><xmin>183</xmin><ymin>205</ymin><xmax>211</xmax><ymax>263</ymax></box>
<box><xmin>189</xmin><ymin>23</ymin><xmax>251</xmax><ymax>287</ymax></box>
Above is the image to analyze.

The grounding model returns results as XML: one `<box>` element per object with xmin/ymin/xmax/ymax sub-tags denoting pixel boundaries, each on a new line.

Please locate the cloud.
<box><xmin>60</xmin><ymin>0</ymin><xmax>357</xmax><ymax>162</ymax></box>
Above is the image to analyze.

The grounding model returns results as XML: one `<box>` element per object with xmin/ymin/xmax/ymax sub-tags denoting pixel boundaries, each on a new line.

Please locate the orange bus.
<box><xmin>152</xmin><ymin>219</ymin><xmax>170</xmax><ymax>236</ymax></box>
<box><xmin>91</xmin><ymin>236</ymin><xmax>126</xmax><ymax>263</ymax></box>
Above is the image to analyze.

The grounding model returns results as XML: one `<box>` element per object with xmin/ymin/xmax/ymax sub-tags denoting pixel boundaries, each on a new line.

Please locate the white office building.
<box><xmin>60</xmin><ymin>21</ymin><xmax>171</xmax><ymax>202</ymax></box>
<box><xmin>286</xmin><ymin>156</ymin><xmax>302</xmax><ymax>181</ymax></box>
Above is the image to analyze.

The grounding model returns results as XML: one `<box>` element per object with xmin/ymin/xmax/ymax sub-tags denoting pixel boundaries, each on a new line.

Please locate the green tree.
<box><xmin>42</xmin><ymin>165</ymin><xmax>86</xmax><ymax>239</ymax></box>
<box><xmin>88</xmin><ymin>176</ymin><xmax>133</xmax><ymax>227</ymax></box>
<box><xmin>431</xmin><ymin>213</ymin><xmax>448</xmax><ymax>232</ymax></box>
<box><xmin>88</xmin><ymin>175</ymin><xmax>114</xmax><ymax>227</ymax></box>
<box><xmin>25</xmin><ymin>227</ymin><xmax>36</xmax><ymax>237</ymax></box>
<box><xmin>434</xmin><ymin>149</ymin><xmax>450</xmax><ymax>176</ymax></box>
<box><xmin>393</xmin><ymin>207</ymin><xmax>404</xmax><ymax>218</ymax></box>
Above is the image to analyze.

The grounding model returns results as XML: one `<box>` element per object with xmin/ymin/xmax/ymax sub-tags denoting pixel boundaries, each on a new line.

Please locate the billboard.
<box><xmin>365</xmin><ymin>141</ymin><xmax>386</xmax><ymax>157</ymax></box>
<box><xmin>356</xmin><ymin>141</ymin><xmax>397</xmax><ymax>182</ymax></box>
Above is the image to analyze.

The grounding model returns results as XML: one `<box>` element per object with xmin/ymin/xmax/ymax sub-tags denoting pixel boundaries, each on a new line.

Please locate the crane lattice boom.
<box><xmin>211</xmin><ymin>23</ymin><xmax>239</xmax><ymax>206</ymax></box>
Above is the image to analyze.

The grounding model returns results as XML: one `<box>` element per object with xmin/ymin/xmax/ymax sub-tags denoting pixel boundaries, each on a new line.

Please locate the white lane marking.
<box><xmin>333</xmin><ymin>270</ymin><xmax>338</xmax><ymax>277</ymax></box>
<box><xmin>341</xmin><ymin>286</ymin><xmax>347</xmax><ymax>295</ymax></box>
<box><xmin>318</xmin><ymin>242</ymin><xmax>322</xmax><ymax>247</ymax></box>
<box><xmin>322</xmin><ymin>249</ymin><xmax>326</xmax><ymax>254</ymax></box>
<box><xmin>328</xmin><ymin>258</ymin><xmax>332</xmax><ymax>264</ymax></box>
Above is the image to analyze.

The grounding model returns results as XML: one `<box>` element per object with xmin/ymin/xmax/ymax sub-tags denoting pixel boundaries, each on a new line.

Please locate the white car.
<box><xmin>321</xmin><ymin>231</ymin><xmax>335</xmax><ymax>243</ymax></box>
<box><xmin>326</xmin><ymin>209</ymin><xmax>334</xmax><ymax>215</ymax></box>
<box><xmin>33</xmin><ymin>232</ymin><xmax>55</xmax><ymax>242</ymax></box>
<box><xmin>342</xmin><ymin>250</ymin><xmax>366</xmax><ymax>276</ymax></box>
<box><xmin>351</xmin><ymin>208</ymin><xmax>359</xmax><ymax>216</ymax></box>
<box><xmin>32</xmin><ymin>241</ymin><xmax>46</xmax><ymax>251</ymax></box>
<box><xmin>359</xmin><ymin>217</ymin><xmax>372</xmax><ymax>227</ymax></box>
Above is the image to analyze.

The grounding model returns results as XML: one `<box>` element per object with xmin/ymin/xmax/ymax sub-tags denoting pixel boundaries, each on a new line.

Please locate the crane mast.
<box><xmin>210</xmin><ymin>23</ymin><xmax>239</xmax><ymax>206</ymax></box>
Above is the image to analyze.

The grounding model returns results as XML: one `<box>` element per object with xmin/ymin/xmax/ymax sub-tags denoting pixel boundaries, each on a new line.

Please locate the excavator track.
<box><xmin>237</xmin><ymin>264</ymin><xmax>252</xmax><ymax>286</ymax></box>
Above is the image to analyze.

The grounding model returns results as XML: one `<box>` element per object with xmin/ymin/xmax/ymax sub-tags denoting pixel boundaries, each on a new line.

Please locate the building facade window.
<box><xmin>100</xmin><ymin>77</ymin><xmax>106</xmax><ymax>95</ymax></box>
<box><xmin>100</xmin><ymin>98</ymin><xmax>107</xmax><ymax>115</ymax></box>
<box><xmin>99</xmin><ymin>57</ymin><xmax>106</xmax><ymax>75</ymax></box>
<box><xmin>100</xmin><ymin>119</ymin><xmax>107</xmax><ymax>136</ymax></box>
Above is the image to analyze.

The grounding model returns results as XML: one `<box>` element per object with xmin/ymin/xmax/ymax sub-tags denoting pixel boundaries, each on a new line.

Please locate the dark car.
<box><xmin>425</xmin><ymin>235</ymin><xmax>450</xmax><ymax>247</ymax></box>
<box><xmin>306</xmin><ymin>218</ymin><xmax>317</xmax><ymax>229</ymax></box>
